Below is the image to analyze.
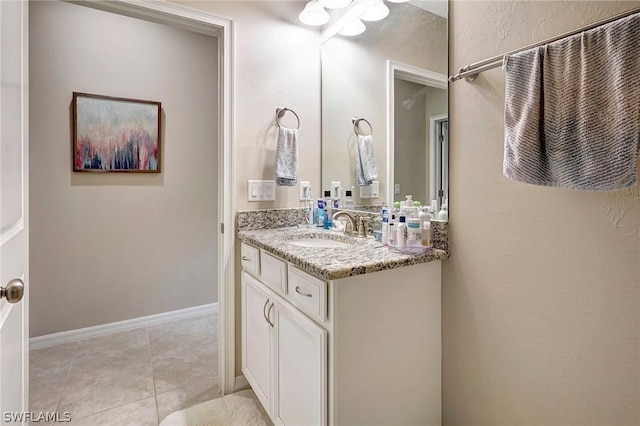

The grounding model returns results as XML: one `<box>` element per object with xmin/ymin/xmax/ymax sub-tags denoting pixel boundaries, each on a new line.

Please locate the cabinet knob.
<box><xmin>242</xmin><ymin>256</ymin><xmax>251</xmax><ymax>261</ymax></box>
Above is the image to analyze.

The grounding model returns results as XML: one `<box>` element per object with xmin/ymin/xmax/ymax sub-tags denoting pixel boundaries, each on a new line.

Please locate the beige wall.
<box><xmin>30</xmin><ymin>1</ymin><xmax>218</xmax><ymax>336</ymax></box>
<box><xmin>445</xmin><ymin>2</ymin><xmax>640</xmax><ymax>425</ymax></box>
<box><xmin>179</xmin><ymin>1</ymin><xmax>322</xmax><ymax>375</ymax></box>
<box><xmin>181</xmin><ymin>1</ymin><xmax>322</xmax><ymax>210</ymax></box>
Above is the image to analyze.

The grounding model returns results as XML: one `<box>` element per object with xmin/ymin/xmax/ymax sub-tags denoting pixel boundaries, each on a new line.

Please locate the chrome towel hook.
<box><xmin>352</xmin><ymin>117</ymin><xmax>373</xmax><ymax>136</ymax></box>
<box><xmin>276</xmin><ymin>107</ymin><xmax>300</xmax><ymax>129</ymax></box>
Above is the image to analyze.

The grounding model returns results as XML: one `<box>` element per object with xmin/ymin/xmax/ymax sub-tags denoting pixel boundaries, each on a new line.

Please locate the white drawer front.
<box><xmin>287</xmin><ymin>265</ymin><xmax>327</xmax><ymax>323</ymax></box>
<box><xmin>260</xmin><ymin>251</ymin><xmax>287</xmax><ymax>295</ymax></box>
<box><xmin>240</xmin><ymin>243</ymin><xmax>260</xmax><ymax>277</ymax></box>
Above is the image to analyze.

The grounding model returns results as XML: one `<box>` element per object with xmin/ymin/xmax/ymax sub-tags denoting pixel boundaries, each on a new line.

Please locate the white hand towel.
<box><xmin>275</xmin><ymin>126</ymin><xmax>298</xmax><ymax>186</ymax></box>
<box><xmin>355</xmin><ymin>134</ymin><xmax>378</xmax><ymax>186</ymax></box>
<box><xmin>504</xmin><ymin>12</ymin><xmax>640</xmax><ymax>190</ymax></box>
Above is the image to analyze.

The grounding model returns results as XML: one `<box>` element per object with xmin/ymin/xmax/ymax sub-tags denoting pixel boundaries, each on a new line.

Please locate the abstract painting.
<box><xmin>73</xmin><ymin>92</ymin><xmax>161</xmax><ymax>172</ymax></box>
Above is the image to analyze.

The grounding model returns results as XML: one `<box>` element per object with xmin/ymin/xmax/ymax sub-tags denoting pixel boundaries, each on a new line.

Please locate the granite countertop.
<box><xmin>238</xmin><ymin>226</ymin><xmax>447</xmax><ymax>280</ymax></box>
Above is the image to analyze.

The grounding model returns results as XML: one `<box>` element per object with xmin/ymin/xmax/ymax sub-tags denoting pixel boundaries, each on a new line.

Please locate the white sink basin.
<box><xmin>288</xmin><ymin>238</ymin><xmax>352</xmax><ymax>248</ymax></box>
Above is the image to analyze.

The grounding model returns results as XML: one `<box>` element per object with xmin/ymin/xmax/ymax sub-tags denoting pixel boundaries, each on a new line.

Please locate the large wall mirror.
<box><xmin>321</xmin><ymin>0</ymin><xmax>448</xmax><ymax>212</ymax></box>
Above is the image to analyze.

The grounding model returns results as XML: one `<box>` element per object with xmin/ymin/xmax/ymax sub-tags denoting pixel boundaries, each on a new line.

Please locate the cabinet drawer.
<box><xmin>287</xmin><ymin>265</ymin><xmax>327</xmax><ymax>323</ymax></box>
<box><xmin>240</xmin><ymin>243</ymin><xmax>260</xmax><ymax>277</ymax></box>
<box><xmin>260</xmin><ymin>251</ymin><xmax>287</xmax><ymax>295</ymax></box>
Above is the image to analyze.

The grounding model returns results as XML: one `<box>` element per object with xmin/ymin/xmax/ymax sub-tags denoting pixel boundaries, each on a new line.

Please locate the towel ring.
<box><xmin>276</xmin><ymin>107</ymin><xmax>300</xmax><ymax>129</ymax></box>
<box><xmin>352</xmin><ymin>117</ymin><xmax>373</xmax><ymax>136</ymax></box>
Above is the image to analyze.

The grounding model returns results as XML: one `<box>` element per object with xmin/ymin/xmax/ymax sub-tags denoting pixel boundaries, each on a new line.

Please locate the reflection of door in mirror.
<box><xmin>388</xmin><ymin>62</ymin><xmax>447</xmax><ymax>210</ymax></box>
<box><xmin>430</xmin><ymin>115</ymin><xmax>448</xmax><ymax>209</ymax></box>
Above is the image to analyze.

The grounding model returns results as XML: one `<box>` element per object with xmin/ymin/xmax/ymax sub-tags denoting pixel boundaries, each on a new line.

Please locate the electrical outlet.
<box><xmin>299</xmin><ymin>181</ymin><xmax>311</xmax><ymax>201</ymax></box>
<box><xmin>331</xmin><ymin>181</ymin><xmax>342</xmax><ymax>198</ymax></box>
<box><xmin>360</xmin><ymin>181</ymin><xmax>379</xmax><ymax>199</ymax></box>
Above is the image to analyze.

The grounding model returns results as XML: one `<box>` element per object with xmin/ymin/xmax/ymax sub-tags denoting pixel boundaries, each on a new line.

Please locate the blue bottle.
<box><xmin>317</xmin><ymin>197</ymin><xmax>325</xmax><ymax>227</ymax></box>
<box><xmin>322</xmin><ymin>190</ymin><xmax>332</xmax><ymax>230</ymax></box>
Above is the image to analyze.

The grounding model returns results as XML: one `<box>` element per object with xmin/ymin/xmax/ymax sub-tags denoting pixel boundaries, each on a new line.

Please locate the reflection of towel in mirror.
<box><xmin>355</xmin><ymin>134</ymin><xmax>378</xmax><ymax>186</ymax></box>
<box><xmin>275</xmin><ymin>126</ymin><xmax>298</xmax><ymax>186</ymax></box>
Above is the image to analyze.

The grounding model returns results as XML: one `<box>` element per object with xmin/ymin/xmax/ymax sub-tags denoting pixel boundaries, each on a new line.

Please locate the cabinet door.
<box><xmin>241</xmin><ymin>272</ymin><xmax>274</xmax><ymax>415</ymax></box>
<box><xmin>273</xmin><ymin>294</ymin><xmax>327</xmax><ymax>426</ymax></box>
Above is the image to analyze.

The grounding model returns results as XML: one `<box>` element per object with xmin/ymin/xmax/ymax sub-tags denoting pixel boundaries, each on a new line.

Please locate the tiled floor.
<box><xmin>30</xmin><ymin>313</ymin><xmax>220</xmax><ymax>425</ymax></box>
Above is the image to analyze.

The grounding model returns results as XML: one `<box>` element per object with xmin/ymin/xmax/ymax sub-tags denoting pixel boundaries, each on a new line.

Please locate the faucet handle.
<box><xmin>357</xmin><ymin>217</ymin><xmax>371</xmax><ymax>237</ymax></box>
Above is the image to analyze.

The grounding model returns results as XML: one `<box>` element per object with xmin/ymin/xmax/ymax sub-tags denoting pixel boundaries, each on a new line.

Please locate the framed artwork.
<box><xmin>72</xmin><ymin>92</ymin><xmax>161</xmax><ymax>172</ymax></box>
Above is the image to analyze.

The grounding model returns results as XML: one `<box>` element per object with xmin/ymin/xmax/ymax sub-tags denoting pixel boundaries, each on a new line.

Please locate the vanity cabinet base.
<box><xmin>328</xmin><ymin>261</ymin><xmax>441</xmax><ymax>425</ymax></box>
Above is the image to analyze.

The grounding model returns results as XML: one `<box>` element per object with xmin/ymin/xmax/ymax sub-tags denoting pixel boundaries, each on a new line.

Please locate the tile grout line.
<box><xmin>53</xmin><ymin>341</ymin><xmax>80</xmax><ymax>416</ymax></box>
<box><xmin>147</xmin><ymin>325</ymin><xmax>161</xmax><ymax>426</ymax></box>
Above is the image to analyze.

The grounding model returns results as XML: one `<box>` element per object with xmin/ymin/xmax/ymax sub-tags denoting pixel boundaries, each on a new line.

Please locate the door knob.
<box><xmin>1</xmin><ymin>278</ymin><xmax>24</xmax><ymax>303</ymax></box>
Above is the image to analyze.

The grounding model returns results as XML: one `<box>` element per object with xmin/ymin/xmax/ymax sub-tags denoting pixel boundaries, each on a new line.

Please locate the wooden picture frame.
<box><xmin>72</xmin><ymin>92</ymin><xmax>162</xmax><ymax>173</ymax></box>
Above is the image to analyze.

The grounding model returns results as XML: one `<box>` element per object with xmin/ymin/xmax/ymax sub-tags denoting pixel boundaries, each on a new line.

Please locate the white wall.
<box><xmin>445</xmin><ymin>1</ymin><xmax>640</xmax><ymax>424</ymax></box>
<box><xmin>30</xmin><ymin>1</ymin><xmax>219</xmax><ymax>336</ymax></box>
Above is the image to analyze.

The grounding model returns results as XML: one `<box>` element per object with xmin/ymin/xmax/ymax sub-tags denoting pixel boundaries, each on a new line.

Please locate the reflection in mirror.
<box><xmin>321</xmin><ymin>1</ymin><xmax>448</xmax><ymax>212</ymax></box>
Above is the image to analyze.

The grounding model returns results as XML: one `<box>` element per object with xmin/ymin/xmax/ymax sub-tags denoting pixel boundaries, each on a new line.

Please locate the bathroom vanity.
<box><xmin>238</xmin><ymin>227</ymin><xmax>446</xmax><ymax>425</ymax></box>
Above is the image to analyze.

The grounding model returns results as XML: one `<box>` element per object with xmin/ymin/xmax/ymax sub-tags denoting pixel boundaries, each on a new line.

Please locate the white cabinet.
<box><xmin>273</xmin><ymin>295</ymin><xmax>327</xmax><ymax>426</ymax></box>
<box><xmin>240</xmin><ymin>242</ymin><xmax>442</xmax><ymax>426</ymax></box>
<box><xmin>241</xmin><ymin>272</ymin><xmax>273</xmax><ymax>412</ymax></box>
<box><xmin>241</xmin><ymin>267</ymin><xmax>327</xmax><ymax>425</ymax></box>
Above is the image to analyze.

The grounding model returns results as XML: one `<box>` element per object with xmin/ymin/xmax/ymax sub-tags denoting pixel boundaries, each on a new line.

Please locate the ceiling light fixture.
<box><xmin>339</xmin><ymin>18</ymin><xmax>366</xmax><ymax>36</ymax></box>
<box><xmin>361</xmin><ymin>0</ymin><xmax>390</xmax><ymax>21</ymax></box>
<box><xmin>298</xmin><ymin>0</ymin><xmax>330</xmax><ymax>26</ymax></box>
<box><xmin>320</xmin><ymin>0</ymin><xmax>352</xmax><ymax>9</ymax></box>
<box><xmin>386</xmin><ymin>0</ymin><xmax>409</xmax><ymax>3</ymax></box>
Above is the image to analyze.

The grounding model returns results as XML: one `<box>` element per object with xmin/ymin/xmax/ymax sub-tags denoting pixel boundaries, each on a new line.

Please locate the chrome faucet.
<box><xmin>331</xmin><ymin>211</ymin><xmax>357</xmax><ymax>235</ymax></box>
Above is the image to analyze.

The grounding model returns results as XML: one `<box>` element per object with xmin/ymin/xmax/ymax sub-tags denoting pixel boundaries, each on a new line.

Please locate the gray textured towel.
<box><xmin>275</xmin><ymin>126</ymin><xmax>298</xmax><ymax>186</ymax></box>
<box><xmin>504</xmin><ymin>12</ymin><xmax>640</xmax><ymax>190</ymax></box>
<box><xmin>355</xmin><ymin>134</ymin><xmax>378</xmax><ymax>186</ymax></box>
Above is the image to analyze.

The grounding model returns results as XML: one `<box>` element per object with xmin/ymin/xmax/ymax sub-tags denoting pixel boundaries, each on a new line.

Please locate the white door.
<box><xmin>0</xmin><ymin>0</ymin><xmax>29</xmax><ymax>423</ymax></box>
<box><xmin>273</xmin><ymin>294</ymin><xmax>327</xmax><ymax>426</ymax></box>
<box><xmin>241</xmin><ymin>272</ymin><xmax>273</xmax><ymax>415</ymax></box>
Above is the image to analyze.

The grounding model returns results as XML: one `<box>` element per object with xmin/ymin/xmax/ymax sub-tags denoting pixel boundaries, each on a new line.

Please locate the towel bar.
<box><xmin>352</xmin><ymin>117</ymin><xmax>373</xmax><ymax>136</ymax></box>
<box><xmin>275</xmin><ymin>107</ymin><xmax>300</xmax><ymax>129</ymax></box>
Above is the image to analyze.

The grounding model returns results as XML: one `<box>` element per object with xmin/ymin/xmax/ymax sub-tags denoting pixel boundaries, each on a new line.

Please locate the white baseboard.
<box><xmin>30</xmin><ymin>303</ymin><xmax>218</xmax><ymax>350</ymax></box>
<box><xmin>234</xmin><ymin>374</ymin><xmax>250</xmax><ymax>392</ymax></box>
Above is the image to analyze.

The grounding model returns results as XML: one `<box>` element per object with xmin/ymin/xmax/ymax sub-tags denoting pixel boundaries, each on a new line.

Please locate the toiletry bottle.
<box><xmin>317</xmin><ymin>195</ymin><xmax>325</xmax><ymax>227</ymax></box>
<box><xmin>419</xmin><ymin>207</ymin><xmax>430</xmax><ymax>229</ymax></box>
<box><xmin>422</xmin><ymin>220</ymin><xmax>431</xmax><ymax>247</ymax></box>
<box><xmin>381</xmin><ymin>205</ymin><xmax>389</xmax><ymax>245</ymax></box>
<box><xmin>344</xmin><ymin>190</ymin><xmax>354</xmax><ymax>208</ymax></box>
<box><xmin>397</xmin><ymin>215</ymin><xmax>407</xmax><ymax>248</ymax></box>
<box><xmin>332</xmin><ymin>186</ymin><xmax>341</xmax><ymax>209</ymax></box>
<box><xmin>430</xmin><ymin>200</ymin><xmax>438</xmax><ymax>218</ymax></box>
<box><xmin>388</xmin><ymin>217</ymin><xmax>396</xmax><ymax>247</ymax></box>
<box><xmin>306</xmin><ymin>197</ymin><xmax>315</xmax><ymax>226</ymax></box>
<box><xmin>407</xmin><ymin>218</ymin><xmax>421</xmax><ymax>247</ymax></box>
<box><xmin>323</xmin><ymin>190</ymin><xmax>333</xmax><ymax>230</ymax></box>
<box><xmin>437</xmin><ymin>200</ymin><xmax>448</xmax><ymax>222</ymax></box>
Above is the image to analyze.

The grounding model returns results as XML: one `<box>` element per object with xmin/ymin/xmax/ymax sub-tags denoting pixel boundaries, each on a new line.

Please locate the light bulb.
<box><xmin>320</xmin><ymin>0</ymin><xmax>352</xmax><ymax>9</ymax></box>
<box><xmin>298</xmin><ymin>0</ymin><xmax>330</xmax><ymax>26</ymax></box>
<box><xmin>361</xmin><ymin>1</ymin><xmax>390</xmax><ymax>21</ymax></box>
<box><xmin>339</xmin><ymin>19</ymin><xmax>366</xmax><ymax>36</ymax></box>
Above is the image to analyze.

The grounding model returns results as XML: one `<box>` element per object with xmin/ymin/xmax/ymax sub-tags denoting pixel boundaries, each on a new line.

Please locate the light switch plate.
<box><xmin>394</xmin><ymin>183</ymin><xmax>401</xmax><ymax>194</ymax></box>
<box><xmin>359</xmin><ymin>181</ymin><xmax>379</xmax><ymax>199</ymax></box>
<box><xmin>248</xmin><ymin>180</ymin><xmax>276</xmax><ymax>202</ymax></box>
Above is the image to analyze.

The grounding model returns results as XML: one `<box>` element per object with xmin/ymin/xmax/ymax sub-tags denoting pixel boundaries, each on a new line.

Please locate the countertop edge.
<box><xmin>238</xmin><ymin>230</ymin><xmax>447</xmax><ymax>280</ymax></box>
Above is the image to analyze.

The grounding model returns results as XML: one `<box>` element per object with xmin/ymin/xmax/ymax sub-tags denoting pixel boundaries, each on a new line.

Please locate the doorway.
<box><xmin>27</xmin><ymin>0</ymin><xmax>235</xmax><ymax>406</ymax></box>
